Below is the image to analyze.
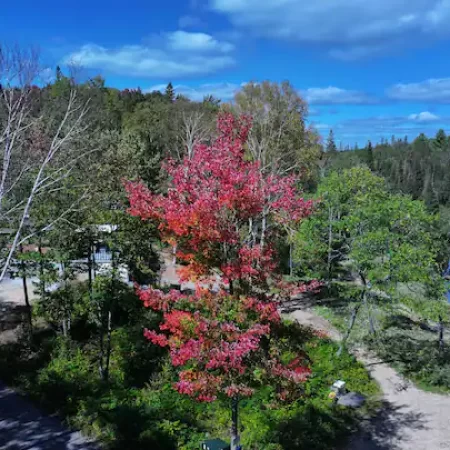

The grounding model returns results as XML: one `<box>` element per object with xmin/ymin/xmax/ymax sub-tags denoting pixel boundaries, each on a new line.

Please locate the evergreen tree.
<box><xmin>56</xmin><ymin>65</ymin><xmax>63</xmax><ymax>81</ymax></box>
<box><xmin>165</xmin><ymin>82</ymin><xmax>175</xmax><ymax>102</ymax></box>
<box><xmin>433</xmin><ymin>129</ymin><xmax>447</xmax><ymax>152</ymax></box>
<box><xmin>326</xmin><ymin>130</ymin><xmax>337</xmax><ymax>153</ymax></box>
<box><xmin>367</xmin><ymin>140</ymin><xmax>374</xmax><ymax>170</ymax></box>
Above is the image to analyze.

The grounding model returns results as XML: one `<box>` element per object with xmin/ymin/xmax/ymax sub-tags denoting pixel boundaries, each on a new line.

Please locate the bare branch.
<box><xmin>0</xmin><ymin>46</ymin><xmax>92</xmax><ymax>281</ymax></box>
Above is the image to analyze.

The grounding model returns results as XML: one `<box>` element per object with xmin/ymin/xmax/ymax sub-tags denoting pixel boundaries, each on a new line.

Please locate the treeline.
<box><xmin>1</xmin><ymin>54</ymin><xmax>323</xmax><ymax>286</ymax></box>
<box><xmin>325</xmin><ymin>129</ymin><xmax>450</xmax><ymax>209</ymax></box>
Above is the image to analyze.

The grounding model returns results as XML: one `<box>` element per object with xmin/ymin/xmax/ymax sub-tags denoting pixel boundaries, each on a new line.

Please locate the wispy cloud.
<box><xmin>63</xmin><ymin>31</ymin><xmax>235</xmax><ymax>78</ymax></box>
<box><xmin>210</xmin><ymin>0</ymin><xmax>450</xmax><ymax>59</ymax></box>
<box><xmin>408</xmin><ymin>111</ymin><xmax>440</xmax><ymax>122</ymax></box>
<box><xmin>178</xmin><ymin>15</ymin><xmax>204</xmax><ymax>28</ymax></box>
<box><xmin>387</xmin><ymin>78</ymin><xmax>450</xmax><ymax>103</ymax></box>
<box><xmin>313</xmin><ymin>123</ymin><xmax>332</xmax><ymax>130</ymax></box>
<box><xmin>166</xmin><ymin>31</ymin><xmax>234</xmax><ymax>52</ymax></box>
<box><xmin>327</xmin><ymin>112</ymin><xmax>449</xmax><ymax>145</ymax></box>
<box><xmin>303</xmin><ymin>86</ymin><xmax>377</xmax><ymax>105</ymax></box>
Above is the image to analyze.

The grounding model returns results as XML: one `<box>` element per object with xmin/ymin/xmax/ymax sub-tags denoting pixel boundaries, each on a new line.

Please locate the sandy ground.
<box><xmin>285</xmin><ymin>297</ymin><xmax>450</xmax><ymax>450</ymax></box>
<box><xmin>0</xmin><ymin>277</ymin><xmax>39</xmax><ymax>306</ymax></box>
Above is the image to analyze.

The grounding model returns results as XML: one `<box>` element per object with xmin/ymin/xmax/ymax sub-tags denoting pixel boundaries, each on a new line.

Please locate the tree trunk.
<box><xmin>230</xmin><ymin>397</ymin><xmax>240</xmax><ymax>450</ymax></box>
<box><xmin>20</xmin><ymin>244</ymin><xmax>33</xmax><ymax>338</ymax></box>
<box><xmin>337</xmin><ymin>303</ymin><xmax>361</xmax><ymax>356</ymax></box>
<box><xmin>87</xmin><ymin>241</ymin><xmax>93</xmax><ymax>302</ymax></box>
<box><xmin>103</xmin><ymin>309</ymin><xmax>112</xmax><ymax>382</ymax></box>
<box><xmin>363</xmin><ymin>292</ymin><xmax>376</xmax><ymax>335</ymax></box>
<box><xmin>327</xmin><ymin>206</ymin><xmax>333</xmax><ymax>291</ymax></box>
<box><xmin>260</xmin><ymin>214</ymin><xmax>267</xmax><ymax>251</ymax></box>
<box><xmin>438</xmin><ymin>315</ymin><xmax>445</xmax><ymax>351</ymax></box>
<box><xmin>289</xmin><ymin>241</ymin><xmax>293</xmax><ymax>277</ymax></box>
<box><xmin>62</xmin><ymin>318</ymin><xmax>68</xmax><ymax>338</ymax></box>
<box><xmin>38</xmin><ymin>234</ymin><xmax>45</xmax><ymax>300</ymax></box>
<box><xmin>92</xmin><ymin>242</ymin><xmax>97</xmax><ymax>278</ymax></box>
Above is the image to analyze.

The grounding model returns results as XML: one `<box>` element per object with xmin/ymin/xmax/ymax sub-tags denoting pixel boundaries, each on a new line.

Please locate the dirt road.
<box><xmin>286</xmin><ymin>300</ymin><xmax>450</xmax><ymax>450</ymax></box>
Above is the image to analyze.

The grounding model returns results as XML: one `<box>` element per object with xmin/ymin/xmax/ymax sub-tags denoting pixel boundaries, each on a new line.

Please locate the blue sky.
<box><xmin>3</xmin><ymin>0</ymin><xmax>450</xmax><ymax>146</ymax></box>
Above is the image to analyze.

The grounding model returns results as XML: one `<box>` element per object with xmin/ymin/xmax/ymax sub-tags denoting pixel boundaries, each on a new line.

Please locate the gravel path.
<box><xmin>0</xmin><ymin>382</ymin><xmax>99</xmax><ymax>450</ymax></box>
<box><xmin>0</xmin><ymin>278</ymin><xmax>98</xmax><ymax>448</ymax></box>
<box><xmin>286</xmin><ymin>301</ymin><xmax>450</xmax><ymax>450</ymax></box>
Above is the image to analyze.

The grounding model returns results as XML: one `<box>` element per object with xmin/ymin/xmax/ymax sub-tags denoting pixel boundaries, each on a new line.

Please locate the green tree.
<box><xmin>295</xmin><ymin>168</ymin><xmax>446</xmax><ymax>347</ymax></box>
<box><xmin>165</xmin><ymin>82</ymin><xmax>175</xmax><ymax>102</ymax></box>
<box><xmin>233</xmin><ymin>80</ymin><xmax>321</xmax><ymax>186</ymax></box>
<box><xmin>433</xmin><ymin>129</ymin><xmax>447</xmax><ymax>152</ymax></box>
<box><xmin>326</xmin><ymin>130</ymin><xmax>337</xmax><ymax>153</ymax></box>
<box><xmin>366</xmin><ymin>140</ymin><xmax>374</xmax><ymax>170</ymax></box>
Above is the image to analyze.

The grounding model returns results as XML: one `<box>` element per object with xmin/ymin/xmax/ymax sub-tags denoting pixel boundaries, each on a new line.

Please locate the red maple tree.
<box><xmin>126</xmin><ymin>113</ymin><xmax>318</xmax><ymax>448</ymax></box>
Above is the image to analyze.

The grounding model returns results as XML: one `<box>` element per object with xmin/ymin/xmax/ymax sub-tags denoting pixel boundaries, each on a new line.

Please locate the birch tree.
<box><xmin>0</xmin><ymin>45</ymin><xmax>91</xmax><ymax>281</ymax></box>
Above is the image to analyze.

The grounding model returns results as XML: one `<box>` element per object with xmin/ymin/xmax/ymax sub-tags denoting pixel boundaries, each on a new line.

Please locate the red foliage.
<box><xmin>126</xmin><ymin>113</ymin><xmax>316</xmax><ymax>403</ymax></box>
<box><xmin>126</xmin><ymin>113</ymin><xmax>314</xmax><ymax>285</ymax></box>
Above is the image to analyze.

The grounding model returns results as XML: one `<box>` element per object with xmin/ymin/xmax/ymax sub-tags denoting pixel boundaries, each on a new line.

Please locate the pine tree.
<box><xmin>433</xmin><ymin>129</ymin><xmax>447</xmax><ymax>152</ymax></box>
<box><xmin>56</xmin><ymin>65</ymin><xmax>63</xmax><ymax>81</ymax></box>
<box><xmin>326</xmin><ymin>130</ymin><xmax>337</xmax><ymax>153</ymax></box>
<box><xmin>367</xmin><ymin>140</ymin><xmax>374</xmax><ymax>170</ymax></box>
<box><xmin>165</xmin><ymin>82</ymin><xmax>175</xmax><ymax>102</ymax></box>
<box><xmin>391</xmin><ymin>135</ymin><xmax>396</xmax><ymax>147</ymax></box>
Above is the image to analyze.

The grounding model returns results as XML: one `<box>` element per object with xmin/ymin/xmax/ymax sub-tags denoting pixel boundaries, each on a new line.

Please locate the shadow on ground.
<box><xmin>346</xmin><ymin>401</ymin><xmax>426</xmax><ymax>450</ymax></box>
<box><xmin>0</xmin><ymin>301</ymin><xmax>27</xmax><ymax>333</ymax></box>
<box><xmin>0</xmin><ymin>383</ymin><xmax>99</xmax><ymax>450</ymax></box>
<box><xmin>281</xmin><ymin>292</ymin><xmax>348</xmax><ymax>314</ymax></box>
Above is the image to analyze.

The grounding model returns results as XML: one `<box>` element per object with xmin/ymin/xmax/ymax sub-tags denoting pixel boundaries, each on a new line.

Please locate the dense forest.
<box><xmin>0</xmin><ymin>47</ymin><xmax>449</xmax><ymax>450</ymax></box>
<box><xmin>325</xmin><ymin>128</ymin><xmax>450</xmax><ymax>210</ymax></box>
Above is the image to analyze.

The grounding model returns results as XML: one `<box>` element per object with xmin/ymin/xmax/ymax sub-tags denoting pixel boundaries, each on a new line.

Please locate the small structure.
<box><xmin>331</xmin><ymin>380</ymin><xmax>346</xmax><ymax>395</ymax></box>
<box><xmin>201</xmin><ymin>439</ymin><xmax>230</xmax><ymax>450</ymax></box>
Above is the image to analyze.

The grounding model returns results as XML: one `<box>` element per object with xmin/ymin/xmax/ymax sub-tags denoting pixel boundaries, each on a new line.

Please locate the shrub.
<box><xmin>36</xmin><ymin>338</ymin><xmax>98</xmax><ymax>415</ymax></box>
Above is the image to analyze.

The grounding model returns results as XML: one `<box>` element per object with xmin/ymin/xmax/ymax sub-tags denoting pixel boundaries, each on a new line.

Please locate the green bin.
<box><xmin>201</xmin><ymin>438</ymin><xmax>230</xmax><ymax>450</ymax></box>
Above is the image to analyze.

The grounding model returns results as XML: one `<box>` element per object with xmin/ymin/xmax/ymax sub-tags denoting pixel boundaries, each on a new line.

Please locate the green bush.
<box><xmin>0</xmin><ymin>316</ymin><xmax>380</xmax><ymax>449</ymax></box>
<box><xmin>35</xmin><ymin>339</ymin><xmax>99</xmax><ymax>415</ymax></box>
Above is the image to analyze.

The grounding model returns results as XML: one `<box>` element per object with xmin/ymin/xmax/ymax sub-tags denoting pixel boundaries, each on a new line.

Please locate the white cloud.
<box><xmin>210</xmin><ymin>0</ymin><xmax>450</xmax><ymax>59</ymax></box>
<box><xmin>324</xmin><ymin>112</ymin><xmax>450</xmax><ymax>146</ymax></box>
<box><xmin>146</xmin><ymin>82</ymin><xmax>241</xmax><ymax>101</ymax></box>
<box><xmin>178</xmin><ymin>15</ymin><xmax>204</xmax><ymax>28</ymax></box>
<box><xmin>387</xmin><ymin>78</ymin><xmax>450</xmax><ymax>102</ymax></box>
<box><xmin>147</xmin><ymin>83</ymin><xmax>377</xmax><ymax>106</ymax></box>
<box><xmin>166</xmin><ymin>31</ymin><xmax>234</xmax><ymax>52</ymax></box>
<box><xmin>408</xmin><ymin>111</ymin><xmax>440</xmax><ymax>122</ymax></box>
<box><xmin>304</xmin><ymin>86</ymin><xmax>376</xmax><ymax>105</ymax></box>
<box><xmin>39</xmin><ymin>67</ymin><xmax>54</xmax><ymax>83</ymax></box>
<box><xmin>328</xmin><ymin>44</ymin><xmax>388</xmax><ymax>61</ymax></box>
<box><xmin>63</xmin><ymin>31</ymin><xmax>235</xmax><ymax>78</ymax></box>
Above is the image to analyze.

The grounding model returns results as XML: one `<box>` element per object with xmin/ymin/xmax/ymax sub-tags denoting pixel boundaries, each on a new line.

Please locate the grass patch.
<box><xmin>314</xmin><ymin>292</ymin><xmax>450</xmax><ymax>394</ymax></box>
